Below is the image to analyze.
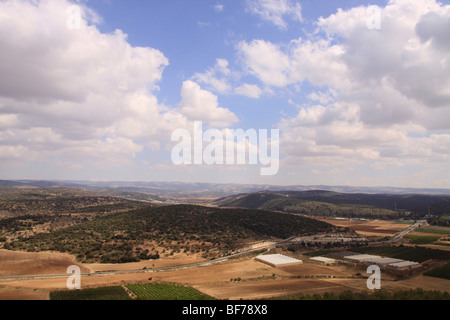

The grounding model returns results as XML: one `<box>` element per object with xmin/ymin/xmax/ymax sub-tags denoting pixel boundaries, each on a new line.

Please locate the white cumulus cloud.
<box><xmin>246</xmin><ymin>0</ymin><xmax>303</xmax><ymax>29</ymax></box>
<box><xmin>0</xmin><ymin>0</ymin><xmax>185</xmax><ymax>168</ymax></box>
<box><xmin>240</xmin><ymin>0</ymin><xmax>450</xmax><ymax>185</ymax></box>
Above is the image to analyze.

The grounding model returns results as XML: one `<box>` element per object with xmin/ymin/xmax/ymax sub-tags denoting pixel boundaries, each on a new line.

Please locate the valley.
<box><xmin>0</xmin><ymin>182</ymin><xmax>449</xmax><ymax>301</ymax></box>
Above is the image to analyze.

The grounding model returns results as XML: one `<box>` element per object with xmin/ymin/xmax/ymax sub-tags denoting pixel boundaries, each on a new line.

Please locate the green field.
<box><xmin>50</xmin><ymin>286</ymin><xmax>132</xmax><ymax>300</ymax></box>
<box><xmin>416</xmin><ymin>226</ymin><xmax>450</xmax><ymax>235</ymax></box>
<box><xmin>424</xmin><ymin>262</ymin><xmax>450</xmax><ymax>280</ymax></box>
<box><xmin>126</xmin><ymin>283</ymin><xmax>214</xmax><ymax>300</ymax></box>
<box><xmin>353</xmin><ymin>246</ymin><xmax>450</xmax><ymax>263</ymax></box>
<box><xmin>302</xmin><ymin>250</ymin><xmax>337</xmax><ymax>257</ymax></box>
<box><xmin>50</xmin><ymin>283</ymin><xmax>214</xmax><ymax>300</ymax></box>
<box><xmin>405</xmin><ymin>234</ymin><xmax>441</xmax><ymax>245</ymax></box>
<box><xmin>394</xmin><ymin>221</ymin><xmax>414</xmax><ymax>225</ymax></box>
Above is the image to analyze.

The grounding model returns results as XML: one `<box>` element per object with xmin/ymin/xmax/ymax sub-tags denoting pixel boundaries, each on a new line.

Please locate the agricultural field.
<box><xmin>352</xmin><ymin>246</ymin><xmax>450</xmax><ymax>263</ymax></box>
<box><xmin>424</xmin><ymin>262</ymin><xmax>450</xmax><ymax>280</ymax></box>
<box><xmin>404</xmin><ymin>235</ymin><xmax>441</xmax><ymax>245</ymax></box>
<box><xmin>49</xmin><ymin>283</ymin><xmax>214</xmax><ymax>300</ymax></box>
<box><xmin>416</xmin><ymin>226</ymin><xmax>450</xmax><ymax>235</ymax></box>
<box><xmin>50</xmin><ymin>286</ymin><xmax>132</xmax><ymax>300</ymax></box>
<box><xmin>126</xmin><ymin>283</ymin><xmax>214</xmax><ymax>300</ymax></box>
<box><xmin>1</xmin><ymin>246</ymin><xmax>449</xmax><ymax>300</ymax></box>
<box><xmin>317</xmin><ymin>218</ymin><xmax>411</xmax><ymax>238</ymax></box>
<box><xmin>268</xmin><ymin>288</ymin><xmax>450</xmax><ymax>300</ymax></box>
<box><xmin>404</xmin><ymin>225</ymin><xmax>450</xmax><ymax>248</ymax></box>
<box><xmin>0</xmin><ymin>249</ymin><xmax>88</xmax><ymax>277</ymax></box>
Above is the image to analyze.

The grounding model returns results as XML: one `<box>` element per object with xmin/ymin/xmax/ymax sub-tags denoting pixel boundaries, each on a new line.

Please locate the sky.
<box><xmin>0</xmin><ymin>0</ymin><xmax>449</xmax><ymax>188</ymax></box>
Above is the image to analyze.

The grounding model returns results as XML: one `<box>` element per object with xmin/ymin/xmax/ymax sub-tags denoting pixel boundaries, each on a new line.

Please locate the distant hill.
<box><xmin>6</xmin><ymin>204</ymin><xmax>334</xmax><ymax>263</ymax></box>
<box><xmin>0</xmin><ymin>186</ymin><xmax>150</xmax><ymax>218</ymax></box>
<box><xmin>215</xmin><ymin>190</ymin><xmax>450</xmax><ymax>220</ymax></box>
<box><xmin>2</xmin><ymin>180</ymin><xmax>450</xmax><ymax>198</ymax></box>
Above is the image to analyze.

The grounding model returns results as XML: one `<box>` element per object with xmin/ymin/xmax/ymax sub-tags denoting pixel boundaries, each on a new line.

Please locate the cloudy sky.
<box><xmin>0</xmin><ymin>0</ymin><xmax>449</xmax><ymax>188</ymax></box>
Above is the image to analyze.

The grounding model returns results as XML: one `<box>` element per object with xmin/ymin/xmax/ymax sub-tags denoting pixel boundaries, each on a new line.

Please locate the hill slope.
<box><xmin>215</xmin><ymin>190</ymin><xmax>450</xmax><ymax>220</ymax></box>
<box><xmin>5</xmin><ymin>204</ymin><xmax>334</xmax><ymax>263</ymax></box>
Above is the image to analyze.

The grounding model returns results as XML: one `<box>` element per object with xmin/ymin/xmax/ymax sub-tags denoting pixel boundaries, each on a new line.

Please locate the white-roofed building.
<box><xmin>255</xmin><ymin>254</ymin><xmax>303</xmax><ymax>268</ymax></box>
<box><xmin>365</xmin><ymin>257</ymin><xmax>404</xmax><ymax>266</ymax></box>
<box><xmin>388</xmin><ymin>261</ymin><xmax>420</xmax><ymax>270</ymax></box>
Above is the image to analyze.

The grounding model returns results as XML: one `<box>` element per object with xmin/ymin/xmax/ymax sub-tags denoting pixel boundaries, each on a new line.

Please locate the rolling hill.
<box><xmin>4</xmin><ymin>204</ymin><xmax>335</xmax><ymax>263</ymax></box>
<box><xmin>215</xmin><ymin>190</ymin><xmax>450</xmax><ymax>221</ymax></box>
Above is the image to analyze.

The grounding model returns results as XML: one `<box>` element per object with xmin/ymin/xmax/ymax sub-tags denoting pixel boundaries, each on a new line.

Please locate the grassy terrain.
<box><xmin>50</xmin><ymin>286</ymin><xmax>132</xmax><ymax>300</ymax></box>
<box><xmin>353</xmin><ymin>246</ymin><xmax>450</xmax><ymax>263</ymax></box>
<box><xmin>416</xmin><ymin>226</ymin><xmax>450</xmax><ymax>235</ymax></box>
<box><xmin>6</xmin><ymin>204</ymin><xmax>335</xmax><ymax>263</ymax></box>
<box><xmin>405</xmin><ymin>235</ymin><xmax>441</xmax><ymax>245</ymax></box>
<box><xmin>127</xmin><ymin>283</ymin><xmax>214</xmax><ymax>300</ymax></box>
<box><xmin>424</xmin><ymin>262</ymin><xmax>450</xmax><ymax>280</ymax></box>
<box><xmin>395</xmin><ymin>221</ymin><xmax>414</xmax><ymax>225</ymax></box>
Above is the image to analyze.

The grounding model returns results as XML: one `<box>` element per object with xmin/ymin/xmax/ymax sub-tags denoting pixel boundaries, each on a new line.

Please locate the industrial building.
<box><xmin>255</xmin><ymin>254</ymin><xmax>303</xmax><ymax>268</ymax></box>
<box><xmin>388</xmin><ymin>260</ymin><xmax>420</xmax><ymax>270</ymax></box>
<box><xmin>364</xmin><ymin>257</ymin><xmax>404</xmax><ymax>266</ymax></box>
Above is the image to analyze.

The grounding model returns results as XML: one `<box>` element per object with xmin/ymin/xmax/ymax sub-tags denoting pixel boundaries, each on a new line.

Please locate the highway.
<box><xmin>387</xmin><ymin>220</ymin><xmax>426</xmax><ymax>243</ymax></box>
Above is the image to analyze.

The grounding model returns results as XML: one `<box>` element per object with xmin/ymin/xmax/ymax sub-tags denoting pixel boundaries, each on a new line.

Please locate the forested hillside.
<box><xmin>4</xmin><ymin>205</ymin><xmax>334</xmax><ymax>263</ymax></box>
<box><xmin>216</xmin><ymin>191</ymin><xmax>450</xmax><ymax>221</ymax></box>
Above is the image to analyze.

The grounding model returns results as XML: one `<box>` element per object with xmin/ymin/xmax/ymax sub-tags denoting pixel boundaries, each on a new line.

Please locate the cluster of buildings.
<box><xmin>255</xmin><ymin>252</ymin><xmax>420</xmax><ymax>271</ymax></box>
<box><xmin>340</xmin><ymin>253</ymin><xmax>420</xmax><ymax>270</ymax></box>
<box><xmin>309</xmin><ymin>251</ymin><xmax>421</xmax><ymax>271</ymax></box>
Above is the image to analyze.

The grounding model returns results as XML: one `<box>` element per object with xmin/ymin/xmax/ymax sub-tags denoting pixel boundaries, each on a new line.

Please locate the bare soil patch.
<box><xmin>0</xmin><ymin>287</ymin><xmax>48</xmax><ymax>300</ymax></box>
<box><xmin>380</xmin><ymin>275</ymin><xmax>450</xmax><ymax>293</ymax></box>
<box><xmin>0</xmin><ymin>250</ymin><xmax>89</xmax><ymax>277</ymax></box>
<box><xmin>149</xmin><ymin>259</ymin><xmax>287</xmax><ymax>284</ymax></box>
<box><xmin>278</xmin><ymin>263</ymin><xmax>353</xmax><ymax>277</ymax></box>
<box><xmin>319</xmin><ymin>219</ymin><xmax>409</xmax><ymax>237</ymax></box>
<box><xmin>85</xmin><ymin>254</ymin><xmax>206</xmax><ymax>273</ymax></box>
<box><xmin>194</xmin><ymin>278</ymin><xmax>361</xmax><ymax>300</ymax></box>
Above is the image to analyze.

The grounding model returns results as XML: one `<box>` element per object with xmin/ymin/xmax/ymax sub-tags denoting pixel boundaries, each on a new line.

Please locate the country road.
<box><xmin>387</xmin><ymin>220</ymin><xmax>427</xmax><ymax>243</ymax></box>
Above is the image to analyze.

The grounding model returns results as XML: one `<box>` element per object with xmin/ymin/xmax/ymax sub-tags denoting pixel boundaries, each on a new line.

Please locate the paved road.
<box><xmin>387</xmin><ymin>220</ymin><xmax>427</xmax><ymax>243</ymax></box>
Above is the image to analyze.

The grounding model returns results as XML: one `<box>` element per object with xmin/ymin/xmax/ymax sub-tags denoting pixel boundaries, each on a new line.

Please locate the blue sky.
<box><xmin>0</xmin><ymin>0</ymin><xmax>449</xmax><ymax>187</ymax></box>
